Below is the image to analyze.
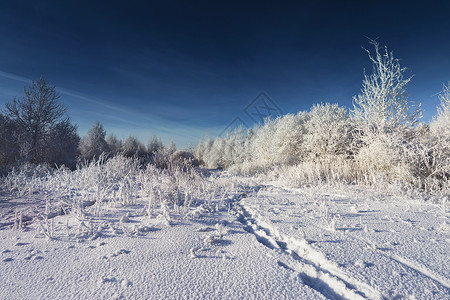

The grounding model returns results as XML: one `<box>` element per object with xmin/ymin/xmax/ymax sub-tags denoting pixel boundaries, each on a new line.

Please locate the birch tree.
<box><xmin>351</xmin><ymin>40</ymin><xmax>421</xmax><ymax>140</ymax></box>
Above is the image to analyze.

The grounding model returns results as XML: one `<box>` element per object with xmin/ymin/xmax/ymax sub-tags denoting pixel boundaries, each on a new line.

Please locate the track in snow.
<box><xmin>235</xmin><ymin>203</ymin><xmax>383</xmax><ymax>300</ymax></box>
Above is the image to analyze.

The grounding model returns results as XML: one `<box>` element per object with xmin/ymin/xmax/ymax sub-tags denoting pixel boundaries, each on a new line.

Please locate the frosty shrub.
<box><xmin>431</xmin><ymin>83</ymin><xmax>450</xmax><ymax>138</ymax></box>
<box><xmin>1</xmin><ymin>153</ymin><xmax>216</xmax><ymax>219</ymax></box>
<box><xmin>150</xmin><ymin>141</ymin><xmax>177</xmax><ymax>169</ymax></box>
<box><xmin>171</xmin><ymin>150</ymin><xmax>199</xmax><ymax>168</ymax></box>
<box><xmin>268</xmin><ymin>158</ymin><xmax>358</xmax><ymax>187</ymax></box>
<box><xmin>1</xmin><ymin>163</ymin><xmax>53</xmax><ymax>196</ymax></box>
<box><xmin>355</xmin><ymin>133</ymin><xmax>410</xmax><ymax>181</ymax></box>
<box><xmin>251</xmin><ymin>113</ymin><xmax>308</xmax><ymax>167</ymax></box>
<box><xmin>303</xmin><ymin>103</ymin><xmax>352</xmax><ymax>161</ymax></box>
<box><xmin>197</xmin><ymin>129</ymin><xmax>248</xmax><ymax>169</ymax></box>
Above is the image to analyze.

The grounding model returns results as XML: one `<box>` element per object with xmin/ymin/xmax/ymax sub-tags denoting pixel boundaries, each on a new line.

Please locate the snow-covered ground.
<box><xmin>0</xmin><ymin>178</ymin><xmax>449</xmax><ymax>299</ymax></box>
<box><xmin>239</xmin><ymin>185</ymin><xmax>449</xmax><ymax>299</ymax></box>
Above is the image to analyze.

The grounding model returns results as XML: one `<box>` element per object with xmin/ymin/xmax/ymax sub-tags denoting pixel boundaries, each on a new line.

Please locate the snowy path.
<box><xmin>235</xmin><ymin>203</ymin><xmax>383</xmax><ymax>299</ymax></box>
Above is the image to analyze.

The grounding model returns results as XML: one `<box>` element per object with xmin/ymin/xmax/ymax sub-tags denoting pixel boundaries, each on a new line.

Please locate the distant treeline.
<box><xmin>0</xmin><ymin>77</ymin><xmax>194</xmax><ymax>171</ymax></box>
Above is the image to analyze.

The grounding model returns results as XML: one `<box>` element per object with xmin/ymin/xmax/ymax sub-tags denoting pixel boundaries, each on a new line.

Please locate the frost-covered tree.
<box><xmin>242</xmin><ymin>128</ymin><xmax>255</xmax><ymax>163</ymax></box>
<box><xmin>196</xmin><ymin>113</ymin><xmax>308</xmax><ymax>170</ymax></box>
<box><xmin>171</xmin><ymin>150</ymin><xmax>199</xmax><ymax>167</ymax></box>
<box><xmin>430</xmin><ymin>83</ymin><xmax>450</xmax><ymax>140</ymax></box>
<box><xmin>106</xmin><ymin>134</ymin><xmax>123</xmax><ymax>156</ymax></box>
<box><xmin>198</xmin><ymin>129</ymin><xmax>248</xmax><ymax>169</ymax></box>
<box><xmin>148</xmin><ymin>135</ymin><xmax>164</xmax><ymax>156</ymax></box>
<box><xmin>79</xmin><ymin>121</ymin><xmax>109</xmax><ymax>161</ymax></box>
<box><xmin>152</xmin><ymin>140</ymin><xmax>177</xmax><ymax>169</ymax></box>
<box><xmin>227</xmin><ymin>129</ymin><xmax>248</xmax><ymax>167</ymax></box>
<box><xmin>252</xmin><ymin>113</ymin><xmax>308</xmax><ymax>166</ymax></box>
<box><xmin>3</xmin><ymin>77</ymin><xmax>71</xmax><ymax>163</ymax></box>
<box><xmin>303</xmin><ymin>103</ymin><xmax>352</xmax><ymax>161</ymax></box>
<box><xmin>0</xmin><ymin>114</ymin><xmax>21</xmax><ymax>164</ymax></box>
<box><xmin>207</xmin><ymin>137</ymin><xmax>227</xmax><ymax>168</ymax></box>
<box><xmin>251</xmin><ymin>119</ymin><xmax>277</xmax><ymax>166</ymax></box>
<box><xmin>351</xmin><ymin>40</ymin><xmax>421</xmax><ymax>140</ymax></box>
<box><xmin>195</xmin><ymin>135</ymin><xmax>213</xmax><ymax>166</ymax></box>
<box><xmin>167</xmin><ymin>141</ymin><xmax>177</xmax><ymax>155</ymax></box>
<box><xmin>47</xmin><ymin>119</ymin><xmax>80</xmax><ymax>168</ymax></box>
<box><xmin>351</xmin><ymin>41</ymin><xmax>422</xmax><ymax>181</ymax></box>
<box><xmin>123</xmin><ymin>136</ymin><xmax>146</xmax><ymax>158</ymax></box>
<box><xmin>200</xmin><ymin>128</ymin><xmax>248</xmax><ymax>169</ymax></box>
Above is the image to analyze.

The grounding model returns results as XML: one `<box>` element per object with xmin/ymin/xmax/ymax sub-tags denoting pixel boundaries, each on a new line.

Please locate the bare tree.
<box><xmin>3</xmin><ymin>77</ymin><xmax>74</xmax><ymax>164</ymax></box>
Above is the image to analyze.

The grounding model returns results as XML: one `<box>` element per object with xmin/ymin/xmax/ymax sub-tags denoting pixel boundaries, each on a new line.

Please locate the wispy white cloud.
<box><xmin>0</xmin><ymin>70</ymin><xmax>32</xmax><ymax>84</ymax></box>
<box><xmin>69</xmin><ymin>108</ymin><xmax>146</xmax><ymax>128</ymax></box>
<box><xmin>0</xmin><ymin>69</ymin><xmax>141</xmax><ymax>118</ymax></box>
<box><xmin>57</xmin><ymin>87</ymin><xmax>133</xmax><ymax>114</ymax></box>
<box><xmin>59</xmin><ymin>85</ymin><xmax>212</xmax><ymax>147</ymax></box>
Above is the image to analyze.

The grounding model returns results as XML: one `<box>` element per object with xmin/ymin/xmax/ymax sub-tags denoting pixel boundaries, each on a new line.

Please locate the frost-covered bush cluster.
<box><xmin>79</xmin><ymin>124</ymin><xmax>198</xmax><ymax>168</ymax></box>
<box><xmin>1</xmin><ymin>154</ymin><xmax>214</xmax><ymax>219</ymax></box>
<box><xmin>197</xmin><ymin>41</ymin><xmax>449</xmax><ymax>193</ymax></box>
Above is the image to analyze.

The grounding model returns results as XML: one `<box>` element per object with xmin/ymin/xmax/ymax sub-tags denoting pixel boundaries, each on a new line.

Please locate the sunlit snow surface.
<box><xmin>0</xmin><ymin>182</ymin><xmax>448</xmax><ymax>299</ymax></box>
<box><xmin>240</xmin><ymin>186</ymin><xmax>449</xmax><ymax>299</ymax></box>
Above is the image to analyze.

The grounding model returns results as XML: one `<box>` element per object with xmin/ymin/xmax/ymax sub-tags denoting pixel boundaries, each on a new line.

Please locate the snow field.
<box><xmin>240</xmin><ymin>185</ymin><xmax>449</xmax><ymax>299</ymax></box>
<box><xmin>0</xmin><ymin>162</ymin><xmax>448</xmax><ymax>299</ymax></box>
<box><xmin>0</xmin><ymin>206</ymin><xmax>325</xmax><ymax>299</ymax></box>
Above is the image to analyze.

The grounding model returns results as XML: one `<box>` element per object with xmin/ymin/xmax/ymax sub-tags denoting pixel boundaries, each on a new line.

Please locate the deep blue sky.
<box><xmin>0</xmin><ymin>1</ymin><xmax>449</xmax><ymax>148</ymax></box>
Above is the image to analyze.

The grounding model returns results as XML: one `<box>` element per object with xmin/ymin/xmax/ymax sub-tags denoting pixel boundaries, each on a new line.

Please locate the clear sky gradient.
<box><xmin>0</xmin><ymin>1</ymin><xmax>449</xmax><ymax>148</ymax></box>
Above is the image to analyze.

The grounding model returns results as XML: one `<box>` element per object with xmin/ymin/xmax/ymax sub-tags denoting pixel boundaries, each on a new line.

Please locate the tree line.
<box><xmin>1</xmin><ymin>41</ymin><xmax>448</xmax><ymax>192</ymax></box>
<box><xmin>0</xmin><ymin>78</ymin><xmax>181</xmax><ymax>170</ymax></box>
